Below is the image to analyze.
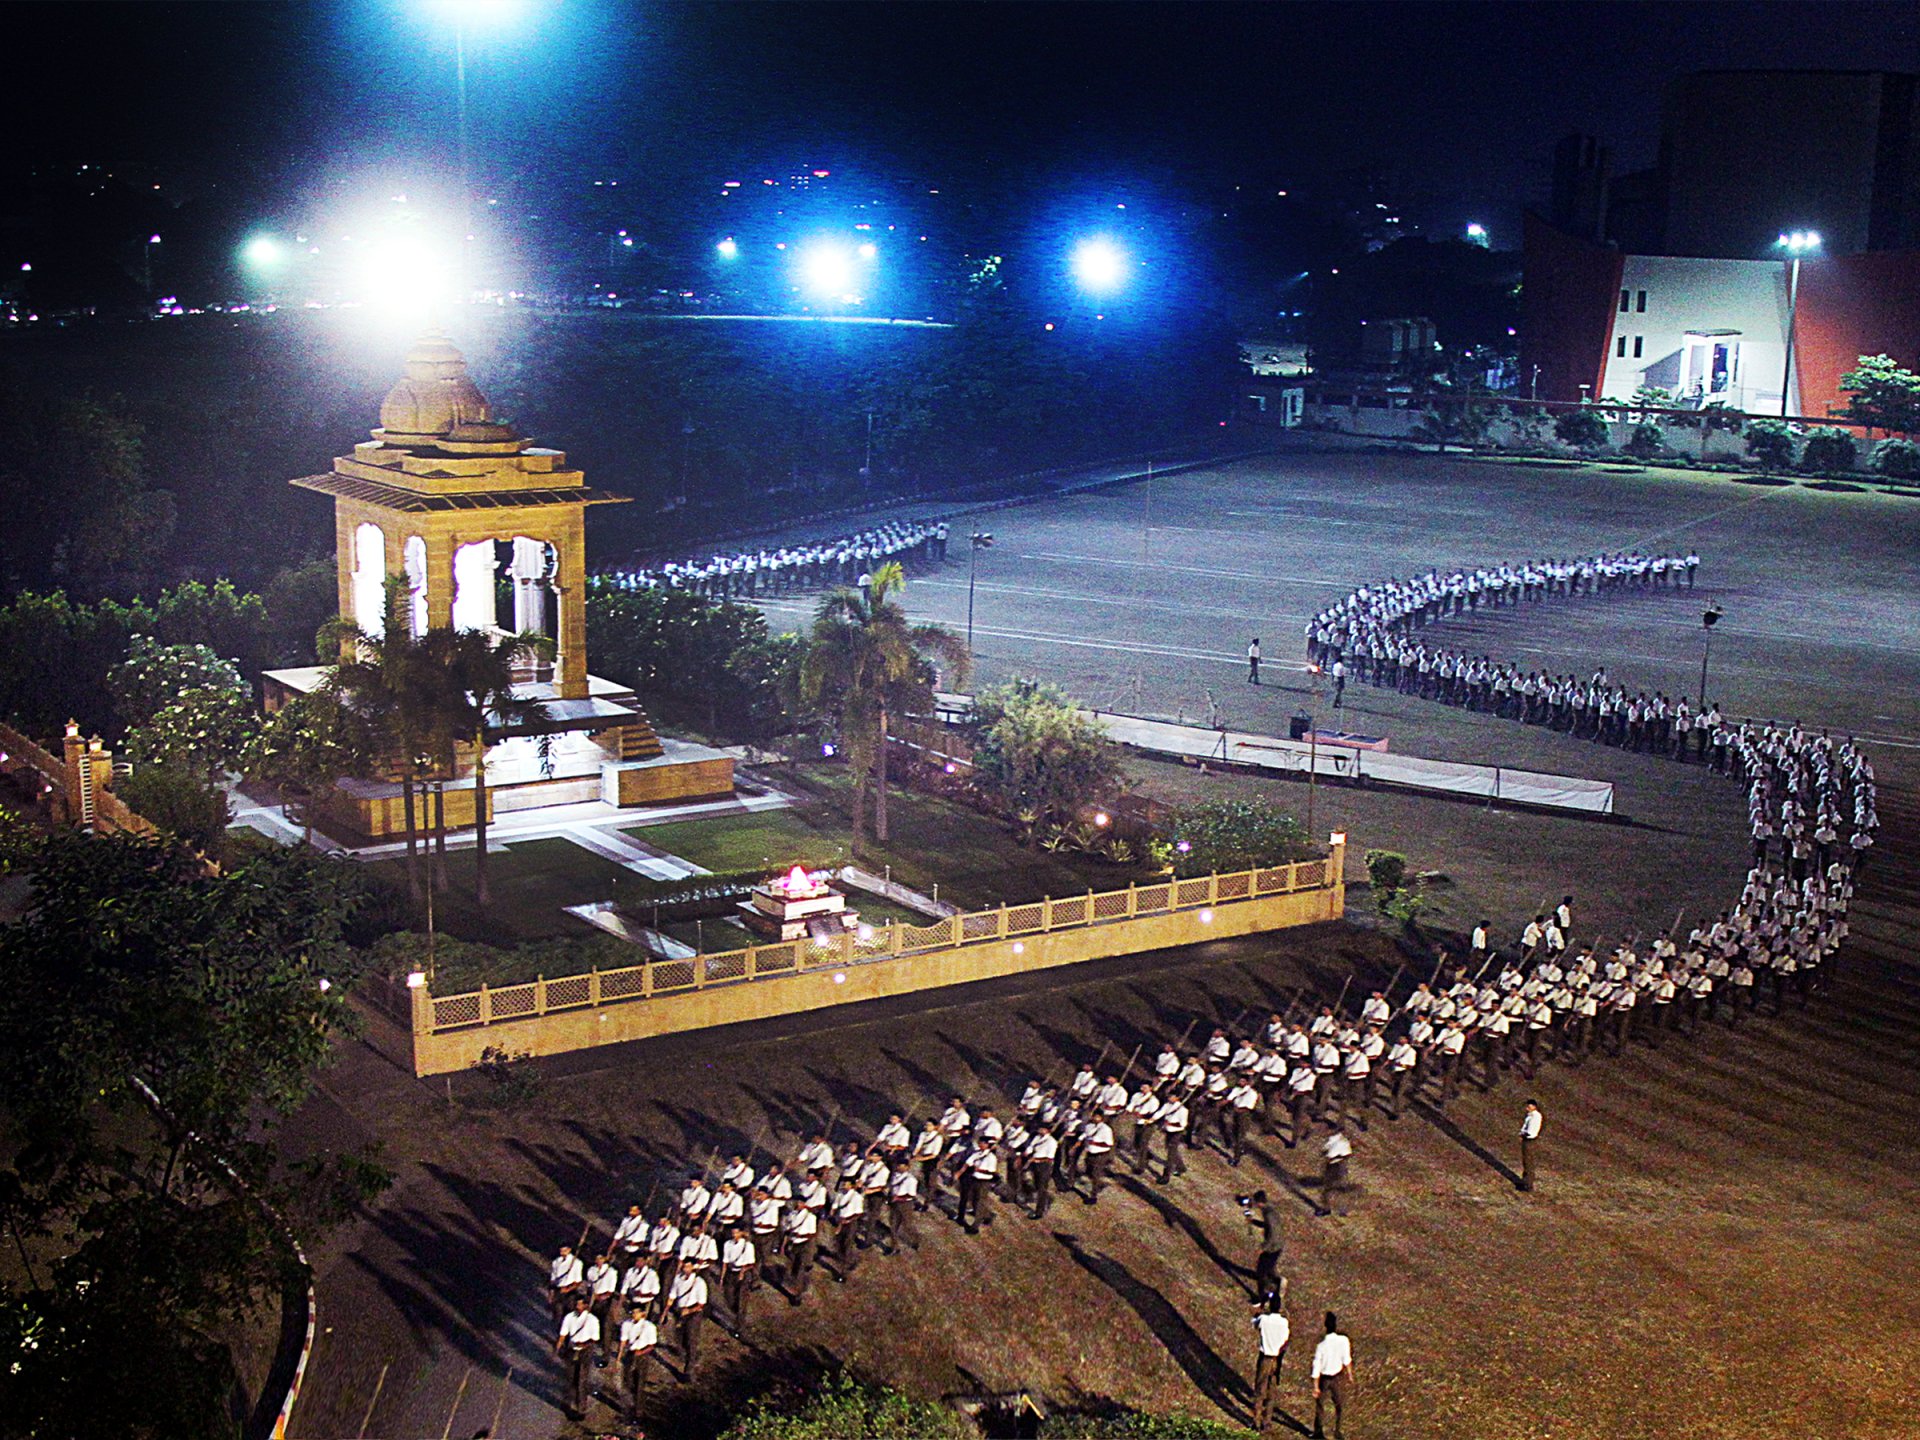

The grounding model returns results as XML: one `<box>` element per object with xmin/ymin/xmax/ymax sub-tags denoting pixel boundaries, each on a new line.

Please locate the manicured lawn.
<box><xmin>367</xmin><ymin>838</ymin><xmax>630</xmax><ymax>945</ymax></box>
<box><xmin>631</xmin><ymin>808</ymin><xmax>848</xmax><ymax>875</ymax></box>
<box><xmin>631</xmin><ymin>767</ymin><xmax>1147</xmax><ymax>911</ymax></box>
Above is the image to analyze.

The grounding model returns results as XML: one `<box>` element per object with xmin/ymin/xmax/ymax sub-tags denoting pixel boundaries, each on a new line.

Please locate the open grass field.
<box><xmin>288</xmin><ymin>441</ymin><xmax>1920</xmax><ymax>1440</ymax></box>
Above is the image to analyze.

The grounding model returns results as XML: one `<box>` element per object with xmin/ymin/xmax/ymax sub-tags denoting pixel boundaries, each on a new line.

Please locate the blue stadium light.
<box><xmin>1070</xmin><ymin>235</ymin><xmax>1130</xmax><ymax>296</ymax></box>
<box><xmin>716</xmin><ymin>237</ymin><xmax>739</xmax><ymax>260</ymax></box>
<box><xmin>242</xmin><ymin>235</ymin><xmax>284</xmax><ymax>269</ymax></box>
<box><xmin>857</xmin><ymin>241</ymin><xmax>878</xmax><ymax>260</ymax></box>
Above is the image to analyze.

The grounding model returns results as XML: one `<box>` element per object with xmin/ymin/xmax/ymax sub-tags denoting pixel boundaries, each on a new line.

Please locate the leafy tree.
<box><xmin>417</xmin><ymin>625</ymin><xmax>551</xmax><ymax>908</ymax></box>
<box><xmin>585</xmin><ymin>581</ymin><xmax>792</xmax><ymax>741</ymax></box>
<box><xmin>1042</xmin><ymin>1413</ymin><xmax>1252</xmax><ymax>1439</ymax></box>
<box><xmin>320</xmin><ymin>577</ymin><xmax>440</xmax><ymax>896</ymax></box>
<box><xmin>1552</xmin><ymin>406</ymin><xmax>1610</xmax><ymax>452</ymax></box>
<box><xmin>0</xmin><ymin>831</ymin><xmax>383</xmax><ymax>1440</ymax></box>
<box><xmin>971</xmin><ymin>679</ymin><xmax>1120</xmax><ymax>833</ymax></box>
<box><xmin>244</xmin><ymin>690</ymin><xmax>378</xmax><ymax>846</ymax></box>
<box><xmin>113</xmin><ymin>763</ymin><xmax>232</xmax><ymax>855</ymax></box>
<box><xmin>801</xmin><ymin>562</ymin><xmax>969</xmax><ymax>852</ymax></box>
<box><xmin>1164</xmin><ymin>797</ymin><xmax>1311</xmax><ymax>878</ymax></box>
<box><xmin>1743</xmin><ymin>418</ymin><xmax>1796</xmax><ymax>471</ymax></box>
<box><xmin>1628</xmin><ymin>383</ymin><xmax>1675</xmax><ymax>422</ymax></box>
<box><xmin>1871</xmin><ymin>437</ymin><xmax>1920</xmax><ymax>480</ymax></box>
<box><xmin>260</xmin><ymin>558</ymin><xmax>343</xmax><ymax>665</ymax></box>
<box><xmin>109</xmin><ymin>635</ymin><xmax>259</xmax><ymax>780</ymax></box>
<box><xmin>1837</xmin><ymin>353</ymin><xmax>1920</xmax><ymax>438</ymax></box>
<box><xmin>1500</xmin><ymin>402</ymin><xmax>1551</xmax><ymax>450</ymax></box>
<box><xmin>1666</xmin><ymin>401</ymin><xmax>1743</xmax><ymax>460</ymax></box>
<box><xmin>1364</xmin><ymin>848</ymin><xmax>1408</xmax><ymax>897</ymax></box>
<box><xmin>1624</xmin><ymin>423</ymin><xmax>1665</xmax><ymax>460</ymax></box>
<box><xmin>1409</xmin><ymin>383</ymin><xmax>1491</xmax><ymax>453</ymax></box>
<box><xmin>1799</xmin><ymin>427</ymin><xmax>1858</xmax><ymax>474</ymax></box>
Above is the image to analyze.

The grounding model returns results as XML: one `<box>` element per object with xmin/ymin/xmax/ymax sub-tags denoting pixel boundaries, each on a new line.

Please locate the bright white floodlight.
<box><xmin>1070</xmin><ymin>236</ymin><xmax>1130</xmax><ymax>296</ymax></box>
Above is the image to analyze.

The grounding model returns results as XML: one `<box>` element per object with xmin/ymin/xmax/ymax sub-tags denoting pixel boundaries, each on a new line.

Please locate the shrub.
<box><xmin>1799</xmin><ymin>427</ymin><xmax>1858</xmax><ymax>474</ymax></box>
<box><xmin>1743</xmin><ymin>418</ymin><xmax>1795</xmax><ymax>470</ymax></box>
<box><xmin>1623</xmin><ymin>423</ymin><xmax>1664</xmax><ymax>460</ymax></box>
<box><xmin>1042</xmin><ymin>1414</ymin><xmax>1251</xmax><ymax>1439</ymax></box>
<box><xmin>113</xmin><ymin>764</ymin><xmax>231</xmax><ymax>855</ymax></box>
<box><xmin>1164</xmin><ymin>798</ymin><xmax>1311</xmax><ymax>878</ymax></box>
<box><xmin>1552</xmin><ymin>407</ymin><xmax>1609</xmax><ymax>451</ymax></box>
<box><xmin>1872</xmin><ymin>437</ymin><xmax>1920</xmax><ymax>479</ymax></box>
<box><xmin>468</xmin><ymin>1045</ymin><xmax>542</xmax><ymax>1108</ymax></box>
<box><xmin>1364</xmin><ymin>848</ymin><xmax>1407</xmax><ymax>898</ymax></box>
<box><xmin>719</xmin><ymin>1375</ymin><xmax>971</xmax><ymax>1440</ymax></box>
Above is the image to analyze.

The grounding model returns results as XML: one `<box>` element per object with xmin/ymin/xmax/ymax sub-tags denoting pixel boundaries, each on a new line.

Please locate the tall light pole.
<box><xmin>966</xmin><ymin>531</ymin><xmax>994</xmax><ymax>657</ymax></box>
<box><xmin>143</xmin><ymin>233</ymin><xmax>160</xmax><ymax>297</ymax></box>
<box><xmin>1698</xmin><ymin>605</ymin><xmax>1722</xmax><ymax>709</ymax></box>
<box><xmin>1775</xmin><ymin>230</ymin><xmax>1821</xmax><ymax>416</ymax></box>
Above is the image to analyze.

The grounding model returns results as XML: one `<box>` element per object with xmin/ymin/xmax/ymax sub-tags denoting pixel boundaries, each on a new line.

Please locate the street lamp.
<box><xmin>1698</xmin><ymin>605</ymin><xmax>1722</xmax><ymax>708</ymax></box>
<box><xmin>966</xmin><ymin>531</ymin><xmax>994</xmax><ymax>656</ymax></box>
<box><xmin>1774</xmin><ymin>230</ymin><xmax>1821</xmax><ymax>416</ymax></box>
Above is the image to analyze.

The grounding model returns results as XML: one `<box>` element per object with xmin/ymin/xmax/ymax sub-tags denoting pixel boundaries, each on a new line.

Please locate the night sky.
<box><xmin>10</xmin><ymin>2</ymin><xmax>1920</xmax><ymax>240</ymax></box>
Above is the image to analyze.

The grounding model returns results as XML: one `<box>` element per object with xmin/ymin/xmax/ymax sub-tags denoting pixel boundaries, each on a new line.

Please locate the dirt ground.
<box><xmin>284</xmin><ymin>446</ymin><xmax>1920</xmax><ymax>1440</ymax></box>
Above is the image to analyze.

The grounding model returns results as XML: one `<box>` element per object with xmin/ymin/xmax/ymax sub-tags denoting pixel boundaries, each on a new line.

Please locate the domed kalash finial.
<box><xmin>374</xmin><ymin>330</ymin><xmax>496</xmax><ymax>446</ymax></box>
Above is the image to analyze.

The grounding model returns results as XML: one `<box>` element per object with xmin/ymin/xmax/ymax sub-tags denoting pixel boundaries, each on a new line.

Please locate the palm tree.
<box><xmin>801</xmin><ymin>561</ymin><xmax>968</xmax><ymax>852</ymax></box>
<box><xmin>319</xmin><ymin>576</ymin><xmax>438</xmax><ymax>897</ymax></box>
<box><xmin>418</xmin><ymin>625</ymin><xmax>551</xmax><ymax>907</ymax></box>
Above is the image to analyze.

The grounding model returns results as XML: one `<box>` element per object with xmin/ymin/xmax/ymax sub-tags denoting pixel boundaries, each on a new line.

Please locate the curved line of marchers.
<box><xmin>536</xmin><ymin>549</ymin><xmax>1882</xmax><ymax>1418</ymax></box>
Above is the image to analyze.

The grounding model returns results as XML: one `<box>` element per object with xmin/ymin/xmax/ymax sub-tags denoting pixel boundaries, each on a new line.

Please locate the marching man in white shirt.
<box><xmin>1519</xmin><ymin>1099</ymin><xmax>1542</xmax><ymax>1192</ymax></box>
<box><xmin>556</xmin><ymin>1296</ymin><xmax>600</xmax><ymax>1420</ymax></box>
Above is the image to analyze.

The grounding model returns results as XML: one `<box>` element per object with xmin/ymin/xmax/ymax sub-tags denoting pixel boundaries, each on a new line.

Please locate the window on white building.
<box><xmin>1617</xmin><ymin>336</ymin><xmax>1628</xmax><ymax>357</ymax></box>
<box><xmin>1619</xmin><ymin>289</ymin><xmax>1631</xmax><ymax>312</ymax></box>
<box><xmin>1633</xmin><ymin>336</ymin><xmax>1644</xmax><ymax>358</ymax></box>
<box><xmin>1636</xmin><ymin>291</ymin><xmax>1647</xmax><ymax>313</ymax></box>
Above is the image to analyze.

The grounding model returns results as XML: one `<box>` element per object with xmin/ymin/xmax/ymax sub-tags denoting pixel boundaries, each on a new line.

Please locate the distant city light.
<box><xmin>1466</xmin><ymin>222</ymin><xmax>1489</xmax><ymax>243</ymax></box>
<box><xmin>148</xmin><ymin>234</ymin><xmax>162</xmax><ymax>245</ymax></box>
<box><xmin>716</xmin><ymin>236</ymin><xmax>739</xmax><ymax>259</ymax></box>
<box><xmin>1070</xmin><ymin>235</ymin><xmax>1130</xmax><ymax>296</ymax></box>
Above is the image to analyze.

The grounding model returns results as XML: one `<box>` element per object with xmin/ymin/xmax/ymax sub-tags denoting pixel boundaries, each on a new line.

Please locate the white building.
<box><xmin>1596</xmin><ymin>254</ymin><xmax>1794</xmax><ymax>413</ymax></box>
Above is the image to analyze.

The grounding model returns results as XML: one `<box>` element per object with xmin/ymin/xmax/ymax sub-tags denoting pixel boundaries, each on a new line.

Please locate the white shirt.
<box><xmin>1255</xmin><ymin>1312</ymin><xmax>1291</xmax><ymax>1357</ymax></box>
<box><xmin>1311</xmin><ymin>1331</ymin><xmax>1353</xmax><ymax>1379</ymax></box>
<box><xmin>1521</xmin><ymin>1109</ymin><xmax>1542</xmax><ymax>1140</ymax></box>
<box><xmin>549</xmin><ymin>1253</ymin><xmax>583</xmax><ymax>1288</ymax></box>
<box><xmin>620</xmin><ymin>1315</ymin><xmax>657</xmax><ymax>1352</ymax></box>
<box><xmin>559</xmin><ymin>1309</ymin><xmax>600</xmax><ymax>1347</ymax></box>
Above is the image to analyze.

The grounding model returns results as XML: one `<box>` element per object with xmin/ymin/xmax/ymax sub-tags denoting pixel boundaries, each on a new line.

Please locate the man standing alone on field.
<box><xmin>1311</xmin><ymin>1311</ymin><xmax>1354</xmax><ymax>1440</ymax></box>
<box><xmin>1519</xmin><ymin>1099</ymin><xmax>1542</xmax><ymax>1192</ymax></box>
<box><xmin>1249</xmin><ymin>637</ymin><xmax>1262</xmax><ymax>685</ymax></box>
<box><xmin>1251</xmin><ymin>1288</ymin><xmax>1291</xmax><ymax>1431</ymax></box>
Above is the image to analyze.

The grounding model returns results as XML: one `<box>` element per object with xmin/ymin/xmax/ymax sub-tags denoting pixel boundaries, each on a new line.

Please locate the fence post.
<box><xmin>1127</xmin><ymin>882</ymin><xmax>1137</xmax><ymax>918</ymax></box>
<box><xmin>1043</xmin><ymin>896</ymin><xmax>1053</xmax><ymax>931</ymax></box>
<box><xmin>839</xmin><ymin>932</ymin><xmax>856</xmax><ymax>965</ymax></box>
<box><xmin>695</xmin><ymin>954</ymin><xmax>708</xmax><ymax>987</ymax></box>
<box><xmin>589</xmin><ymin>968</ymin><xmax>601</xmax><ymax>1007</ymax></box>
<box><xmin>479</xmin><ymin>983</ymin><xmax>491</xmax><ymax>1026</ymax></box>
<box><xmin>746</xmin><ymin>946</ymin><xmax>758</xmax><ymax>981</ymax></box>
<box><xmin>1208</xmin><ymin>872</ymin><xmax>1219</xmax><ymax>905</ymax></box>
<box><xmin>998</xmin><ymin>904</ymin><xmax>1008</xmax><ymax>939</ymax></box>
<box><xmin>890</xmin><ymin>921</ymin><xmax>902</xmax><ymax>956</ymax></box>
<box><xmin>535</xmin><ymin>974</ymin><xmax>548</xmax><ymax>1016</ymax></box>
<box><xmin>643</xmin><ymin>959</ymin><xmax>655</xmax><ymax>998</ymax></box>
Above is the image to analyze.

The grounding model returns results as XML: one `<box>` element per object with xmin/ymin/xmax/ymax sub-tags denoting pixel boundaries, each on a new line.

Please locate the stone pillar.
<box><xmin>422</xmin><ymin>528</ymin><xmax>456</xmax><ymax>632</ymax></box>
<box><xmin>555</xmin><ymin>517</ymin><xmax>588</xmax><ymax>699</ymax></box>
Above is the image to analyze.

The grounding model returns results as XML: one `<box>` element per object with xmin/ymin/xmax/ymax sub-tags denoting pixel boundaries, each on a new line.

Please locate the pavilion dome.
<box><xmin>376</xmin><ymin>332</ymin><xmax>494</xmax><ymax>441</ymax></box>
